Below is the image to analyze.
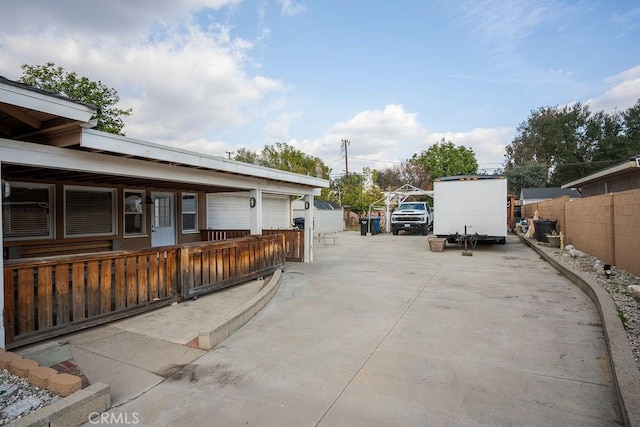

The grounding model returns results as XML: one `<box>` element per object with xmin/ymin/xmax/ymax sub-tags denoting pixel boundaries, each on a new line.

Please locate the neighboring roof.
<box><xmin>314</xmin><ymin>200</ymin><xmax>342</xmax><ymax>210</ymax></box>
<box><xmin>520</xmin><ymin>187</ymin><xmax>581</xmax><ymax>199</ymax></box>
<box><xmin>561</xmin><ymin>155</ymin><xmax>640</xmax><ymax>189</ymax></box>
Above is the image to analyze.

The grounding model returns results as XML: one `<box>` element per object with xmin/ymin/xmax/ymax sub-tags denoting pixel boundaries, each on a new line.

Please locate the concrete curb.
<box><xmin>11</xmin><ymin>382</ymin><xmax>110</xmax><ymax>427</ymax></box>
<box><xmin>522</xmin><ymin>236</ymin><xmax>640</xmax><ymax>427</ymax></box>
<box><xmin>198</xmin><ymin>268</ymin><xmax>283</xmax><ymax>350</ymax></box>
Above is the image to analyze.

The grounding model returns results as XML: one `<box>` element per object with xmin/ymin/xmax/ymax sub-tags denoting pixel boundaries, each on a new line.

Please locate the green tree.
<box><xmin>18</xmin><ymin>62</ymin><xmax>132</xmax><ymax>135</ymax></box>
<box><xmin>503</xmin><ymin>162</ymin><xmax>547</xmax><ymax>197</ymax></box>
<box><xmin>234</xmin><ymin>147</ymin><xmax>260</xmax><ymax>164</ymax></box>
<box><xmin>234</xmin><ymin>142</ymin><xmax>332</xmax><ymax>199</ymax></box>
<box><xmin>504</xmin><ymin>101</ymin><xmax>640</xmax><ymax>186</ymax></box>
<box><xmin>235</xmin><ymin>142</ymin><xmax>329</xmax><ymax>178</ymax></box>
<box><xmin>411</xmin><ymin>138</ymin><xmax>478</xmax><ymax>185</ymax></box>
<box><xmin>331</xmin><ymin>168</ymin><xmax>383</xmax><ymax>215</ymax></box>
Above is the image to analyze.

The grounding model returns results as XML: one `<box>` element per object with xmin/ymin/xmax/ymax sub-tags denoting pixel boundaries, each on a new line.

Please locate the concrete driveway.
<box><xmin>105</xmin><ymin>232</ymin><xmax>621</xmax><ymax>426</ymax></box>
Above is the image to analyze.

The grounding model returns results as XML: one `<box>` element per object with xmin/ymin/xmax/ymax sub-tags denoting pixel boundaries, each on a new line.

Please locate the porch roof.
<box><xmin>0</xmin><ymin>76</ymin><xmax>328</xmax><ymax>196</ymax></box>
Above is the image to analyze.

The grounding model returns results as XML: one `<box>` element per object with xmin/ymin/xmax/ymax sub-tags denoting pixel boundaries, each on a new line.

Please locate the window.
<box><xmin>182</xmin><ymin>193</ymin><xmax>197</xmax><ymax>233</ymax></box>
<box><xmin>124</xmin><ymin>190</ymin><xmax>145</xmax><ymax>235</ymax></box>
<box><xmin>3</xmin><ymin>183</ymin><xmax>54</xmax><ymax>239</ymax></box>
<box><xmin>65</xmin><ymin>187</ymin><xmax>115</xmax><ymax>237</ymax></box>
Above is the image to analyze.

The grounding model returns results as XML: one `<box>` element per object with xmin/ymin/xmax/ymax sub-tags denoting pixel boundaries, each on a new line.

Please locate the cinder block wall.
<box><xmin>565</xmin><ymin>193</ymin><xmax>615</xmax><ymax>265</ymax></box>
<box><xmin>614</xmin><ymin>189</ymin><xmax>640</xmax><ymax>276</ymax></box>
<box><xmin>519</xmin><ymin>189</ymin><xmax>640</xmax><ymax>277</ymax></box>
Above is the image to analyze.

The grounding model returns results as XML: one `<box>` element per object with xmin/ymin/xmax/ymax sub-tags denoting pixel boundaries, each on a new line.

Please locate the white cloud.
<box><xmin>587</xmin><ymin>66</ymin><xmax>640</xmax><ymax>113</ymax></box>
<box><xmin>278</xmin><ymin>0</ymin><xmax>306</xmax><ymax>16</ymax></box>
<box><xmin>278</xmin><ymin>104</ymin><xmax>514</xmax><ymax>176</ymax></box>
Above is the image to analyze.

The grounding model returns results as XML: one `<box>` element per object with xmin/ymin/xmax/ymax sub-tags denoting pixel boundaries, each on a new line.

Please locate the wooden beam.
<box><xmin>0</xmin><ymin>104</ymin><xmax>41</xmax><ymax>129</ymax></box>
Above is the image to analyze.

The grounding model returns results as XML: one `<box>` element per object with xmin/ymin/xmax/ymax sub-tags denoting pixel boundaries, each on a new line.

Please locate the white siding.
<box><xmin>292</xmin><ymin>200</ymin><xmax>344</xmax><ymax>234</ymax></box>
<box><xmin>206</xmin><ymin>192</ymin><xmax>290</xmax><ymax>230</ymax></box>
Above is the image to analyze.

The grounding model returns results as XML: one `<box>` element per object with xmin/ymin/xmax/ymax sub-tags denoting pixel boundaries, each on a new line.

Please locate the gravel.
<box><xmin>535</xmin><ymin>241</ymin><xmax>640</xmax><ymax>370</ymax></box>
<box><xmin>0</xmin><ymin>369</ymin><xmax>59</xmax><ymax>425</ymax></box>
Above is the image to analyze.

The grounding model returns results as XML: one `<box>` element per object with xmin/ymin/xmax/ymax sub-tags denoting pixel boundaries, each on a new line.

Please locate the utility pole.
<box><xmin>226</xmin><ymin>151</ymin><xmax>234</xmax><ymax>159</ymax></box>
<box><xmin>340</xmin><ymin>138</ymin><xmax>350</xmax><ymax>177</ymax></box>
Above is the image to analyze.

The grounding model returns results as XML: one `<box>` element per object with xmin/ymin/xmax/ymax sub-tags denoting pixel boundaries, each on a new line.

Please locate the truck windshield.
<box><xmin>399</xmin><ymin>203</ymin><xmax>424</xmax><ymax>210</ymax></box>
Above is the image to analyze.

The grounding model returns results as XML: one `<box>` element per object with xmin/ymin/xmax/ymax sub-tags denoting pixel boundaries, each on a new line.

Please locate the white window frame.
<box><xmin>181</xmin><ymin>192</ymin><xmax>198</xmax><ymax>234</ymax></box>
<box><xmin>123</xmin><ymin>189</ymin><xmax>146</xmax><ymax>237</ymax></box>
<box><xmin>3</xmin><ymin>182</ymin><xmax>55</xmax><ymax>241</ymax></box>
<box><xmin>64</xmin><ymin>185</ymin><xmax>117</xmax><ymax>238</ymax></box>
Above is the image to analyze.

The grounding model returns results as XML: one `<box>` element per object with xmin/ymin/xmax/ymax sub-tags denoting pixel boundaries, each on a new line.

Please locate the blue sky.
<box><xmin>1</xmin><ymin>1</ymin><xmax>639</xmax><ymax>177</ymax></box>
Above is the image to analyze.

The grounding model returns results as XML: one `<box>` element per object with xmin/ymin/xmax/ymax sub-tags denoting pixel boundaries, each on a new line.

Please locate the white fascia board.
<box><xmin>0</xmin><ymin>81</ymin><xmax>96</xmax><ymax>122</ymax></box>
<box><xmin>80</xmin><ymin>128</ymin><xmax>330</xmax><ymax>189</ymax></box>
<box><xmin>561</xmin><ymin>160</ymin><xmax>636</xmax><ymax>188</ymax></box>
<box><xmin>0</xmin><ymin>139</ymin><xmax>322</xmax><ymax>195</ymax></box>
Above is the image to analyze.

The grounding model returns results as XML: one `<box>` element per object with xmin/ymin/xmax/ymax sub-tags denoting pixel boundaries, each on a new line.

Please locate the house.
<box><xmin>519</xmin><ymin>187</ymin><xmax>581</xmax><ymax>205</ymax></box>
<box><xmin>561</xmin><ymin>155</ymin><xmax>640</xmax><ymax>197</ymax></box>
<box><xmin>0</xmin><ymin>76</ymin><xmax>328</xmax><ymax>348</ymax></box>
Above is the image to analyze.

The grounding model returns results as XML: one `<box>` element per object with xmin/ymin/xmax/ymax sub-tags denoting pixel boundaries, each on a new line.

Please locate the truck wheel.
<box><xmin>392</xmin><ymin>229</ymin><xmax>399</xmax><ymax>235</ymax></box>
<box><xmin>421</xmin><ymin>226</ymin><xmax>429</xmax><ymax>235</ymax></box>
<box><xmin>498</xmin><ymin>237</ymin><xmax>506</xmax><ymax>244</ymax></box>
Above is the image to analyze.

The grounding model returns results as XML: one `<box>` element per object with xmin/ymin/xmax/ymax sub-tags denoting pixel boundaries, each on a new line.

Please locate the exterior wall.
<box><xmin>580</xmin><ymin>174</ymin><xmax>640</xmax><ymax>197</ymax></box>
<box><xmin>206</xmin><ymin>193</ymin><xmax>291</xmax><ymax>230</ymax></box>
<box><xmin>521</xmin><ymin>189</ymin><xmax>640</xmax><ymax>277</ymax></box>
<box><xmin>3</xmin><ymin>178</ymin><xmax>208</xmax><ymax>258</ymax></box>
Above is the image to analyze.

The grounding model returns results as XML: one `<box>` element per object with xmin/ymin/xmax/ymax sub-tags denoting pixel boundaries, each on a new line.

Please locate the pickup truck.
<box><xmin>391</xmin><ymin>201</ymin><xmax>433</xmax><ymax>235</ymax></box>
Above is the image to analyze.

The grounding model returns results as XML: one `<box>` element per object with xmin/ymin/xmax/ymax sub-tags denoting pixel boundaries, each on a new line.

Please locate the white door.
<box><xmin>151</xmin><ymin>192</ymin><xmax>176</xmax><ymax>247</ymax></box>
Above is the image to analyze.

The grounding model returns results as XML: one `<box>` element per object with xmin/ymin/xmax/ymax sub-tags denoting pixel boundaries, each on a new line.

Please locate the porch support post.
<box><xmin>0</xmin><ymin>161</ymin><xmax>5</xmax><ymax>348</ymax></box>
<box><xmin>249</xmin><ymin>189</ymin><xmax>263</xmax><ymax>235</ymax></box>
<box><xmin>304</xmin><ymin>195</ymin><xmax>314</xmax><ymax>263</ymax></box>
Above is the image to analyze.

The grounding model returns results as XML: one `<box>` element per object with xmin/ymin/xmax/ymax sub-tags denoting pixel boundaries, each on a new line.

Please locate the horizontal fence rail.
<box><xmin>3</xmin><ymin>234</ymin><xmax>286</xmax><ymax>348</ymax></box>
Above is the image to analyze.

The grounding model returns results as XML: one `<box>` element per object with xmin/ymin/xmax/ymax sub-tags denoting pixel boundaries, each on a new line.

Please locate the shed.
<box><xmin>292</xmin><ymin>199</ymin><xmax>344</xmax><ymax>234</ymax></box>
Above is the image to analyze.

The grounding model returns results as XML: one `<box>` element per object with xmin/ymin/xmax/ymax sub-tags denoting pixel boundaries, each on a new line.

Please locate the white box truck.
<box><xmin>433</xmin><ymin>175</ymin><xmax>507</xmax><ymax>245</ymax></box>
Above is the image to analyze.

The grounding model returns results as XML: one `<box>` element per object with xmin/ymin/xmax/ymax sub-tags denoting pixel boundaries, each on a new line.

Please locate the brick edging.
<box><xmin>521</xmin><ymin>235</ymin><xmax>640</xmax><ymax>427</ymax></box>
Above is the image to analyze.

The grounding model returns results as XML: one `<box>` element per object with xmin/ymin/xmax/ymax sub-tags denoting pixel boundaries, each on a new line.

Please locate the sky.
<box><xmin>1</xmin><ymin>1</ymin><xmax>639</xmax><ymax>178</ymax></box>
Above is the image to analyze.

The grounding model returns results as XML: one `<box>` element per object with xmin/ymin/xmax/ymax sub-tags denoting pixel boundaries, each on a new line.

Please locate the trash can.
<box><xmin>359</xmin><ymin>217</ymin><xmax>369</xmax><ymax>236</ymax></box>
<box><xmin>534</xmin><ymin>219</ymin><xmax>557</xmax><ymax>243</ymax></box>
<box><xmin>371</xmin><ymin>217</ymin><xmax>381</xmax><ymax>234</ymax></box>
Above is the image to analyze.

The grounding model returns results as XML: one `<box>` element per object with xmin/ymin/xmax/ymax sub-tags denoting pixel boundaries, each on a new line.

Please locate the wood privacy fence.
<box><xmin>521</xmin><ymin>188</ymin><xmax>640</xmax><ymax>277</ymax></box>
<box><xmin>3</xmin><ymin>234</ymin><xmax>286</xmax><ymax>348</ymax></box>
<box><xmin>201</xmin><ymin>229</ymin><xmax>305</xmax><ymax>262</ymax></box>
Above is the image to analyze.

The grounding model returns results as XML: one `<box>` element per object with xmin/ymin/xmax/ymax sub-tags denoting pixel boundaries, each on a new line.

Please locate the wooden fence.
<box><xmin>521</xmin><ymin>188</ymin><xmax>640</xmax><ymax>277</ymax></box>
<box><xmin>3</xmin><ymin>234</ymin><xmax>285</xmax><ymax>348</ymax></box>
<box><xmin>201</xmin><ymin>229</ymin><xmax>304</xmax><ymax>262</ymax></box>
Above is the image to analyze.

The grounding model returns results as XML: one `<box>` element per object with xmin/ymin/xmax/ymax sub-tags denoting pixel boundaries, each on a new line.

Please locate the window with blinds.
<box><xmin>3</xmin><ymin>183</ymin><xmax>53</xmax><ymax>239</ymax></box>
<box><xmin>182</xmin><ymin>193</ymin><xmax>197</xmax><ymax>233</ymax></box>
<box><xmin>65</xmin><ymin>187</ymin><xmax>116</xmax><ymax>237</ymax></box>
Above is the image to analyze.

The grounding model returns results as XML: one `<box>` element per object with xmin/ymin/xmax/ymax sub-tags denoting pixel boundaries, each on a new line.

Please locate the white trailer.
<box><xmin>433</xmin><ymin>175</ymin><xmax>507</xmax><ymax>245</ymax></box>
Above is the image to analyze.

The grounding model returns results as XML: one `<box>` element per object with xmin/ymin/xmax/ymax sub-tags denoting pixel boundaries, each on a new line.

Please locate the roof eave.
<box><xmin>562</xmin><ymin>160</ymin><xmax>637</xmax><ymax>188</ymax></box>
<box><xmin>80</xmin><ymin>128</ymin><xmax>330</xmax><ymax>189</ymax></box>
<box><xmin>0</xmin><ymin>77</ymin><xmax>96</xmax><ymax>123</ymax></box>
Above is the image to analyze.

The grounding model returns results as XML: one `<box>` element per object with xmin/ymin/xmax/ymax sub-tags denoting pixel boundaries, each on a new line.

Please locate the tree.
<box><xmin>331</xmin><ymin>168</ymin><xmax>383</xmax><ymax>215</ymax></box>
<box><xmin>411</xmin><ymin>138</ymin><xmax>478</xmax><ymax>185</ymax></box>
<box><xmin>504</xmin><ymin>101</ymin><xmax>640</xmax><ymax>187</ymax></box>
<box><xmin>234</xmin><ymin>142</ymin><xmax>329</xmax><ymax>178</ymax></box>
<box><xmin>373</xmin><ymin>160</ymin><xmax>430</xmax><ymax>191</ymax></box>
<box><xmin>503</xmin><ymin>162</ymin><xmax>547</xmax><ymax>197</ymax></box>
<box><xmin>18</xmin><ymin>62</ymin><xmax>132</xmax><ymax>135</ymax></box>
